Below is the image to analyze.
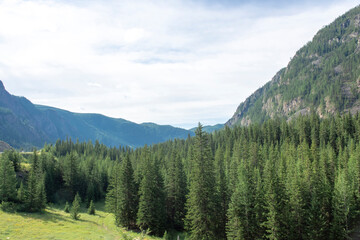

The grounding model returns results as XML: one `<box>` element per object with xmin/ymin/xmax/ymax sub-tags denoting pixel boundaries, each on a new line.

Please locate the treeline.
<box><xmin>2</xmin><ymin>113</ymin><xmax>360</xmax><ymax>239</ymax></box>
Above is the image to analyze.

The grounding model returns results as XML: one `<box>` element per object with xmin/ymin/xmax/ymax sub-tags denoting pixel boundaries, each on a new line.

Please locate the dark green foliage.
<box><xmin>88</xmin><ymin>200</ymin><xmax>95</xmax><ymax>215</ymax></box>
<box><xmin>64</xmin><ymin>201</ymin><xmax>70</xmax><ymax>213</ymax></box>
<box><xmin>105</xmin><ymin>155</ymin><xmax>137</xmax><ymax>229</ymax></box>
<box><xmin>0</xmin><ymin>153</ymin><xmax>17</xmax><ymax>202</ymax></box>
<box><xmin>214</xmin><ymin>147</ymin><xmax>228</xmax><ymax>239</ymax></box>
<box><xmin>117</xmin><ymin>154</ymin><xmax>138</xmax><ymax>228</ymax></box>
<box><xmin>185</xmin><ymin>124</ymin><xmax>218</xmax><ymax>240</ymax></box>
<box><xmin>105</xmin><ymin>163</ymin><xmax>121</xmax><ymax>221</ymax></box>
<box><xmin>25</xmin><ymin>151</ymin><xmax>47</xmax><ymax>212</ymax></box>
<box><xmin>17</xmin><ymin>181</ymin><xmax>25</xmax><ymax>202</ymax></box>
<box><xmin>63</xmin><ymin>151</ymin><xmax>79</xmax><ymax>198</ymax></box>
<box><xmin>137</xmin><ymin>150</ymin><xmax>166</xmax><ymax>236</ymax></box>
<box><xmin>6</xmin><ymin>111</ymin><xmax>360</xmax><ymax>239</ymax></box>
<box><xmin>71</xmin><ymin>193</ymin><xmax>81</xmax><ymax>220</ymax></box>
<box><xmin>165</xmin><ymin>150</ymin><xmax>187</xmax><ymax>230</ymax></box>
<box><xmin>2</xmin><ymin>150</ymin><xmax>21</xmax><ymax>172</ymax></box>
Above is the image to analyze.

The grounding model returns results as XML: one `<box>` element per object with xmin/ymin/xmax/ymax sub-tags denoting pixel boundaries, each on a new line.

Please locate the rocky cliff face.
<box><xmin>227</xmin><ymin>5</ymin><xmax>360</xmax><ymax>127</ymax></box>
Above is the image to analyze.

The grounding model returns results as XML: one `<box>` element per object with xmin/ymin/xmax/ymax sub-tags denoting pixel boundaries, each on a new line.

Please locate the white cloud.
<box><xmin>0</xmin><ymin>0</ymin><xmax>358</xmax><ymax>128</ymax></box>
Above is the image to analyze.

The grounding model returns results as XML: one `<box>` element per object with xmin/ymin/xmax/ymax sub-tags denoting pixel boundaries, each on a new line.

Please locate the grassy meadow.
<box><xmin>0</xmin><ymin>202</ymin><xmax>165</xmax><ymax>240</ymax></box>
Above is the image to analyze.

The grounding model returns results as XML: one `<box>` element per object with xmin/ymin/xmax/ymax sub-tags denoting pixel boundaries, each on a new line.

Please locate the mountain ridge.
<box><xmin>0</xmin><ymin>81</ymin><xmax>194</xmax><ymax>149</ymax></box>
<box><xmin>227</xmin><ymin>5</ymin><xmax>360</xmax><ymax>126</ymax></box>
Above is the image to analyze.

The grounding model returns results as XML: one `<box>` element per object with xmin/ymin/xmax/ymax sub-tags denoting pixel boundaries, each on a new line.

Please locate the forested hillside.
<box><xmin>227</xmin><ymin>5</ymin><xmax>360</xmax><ymax>126</ymax></box>
<box><xmin>0</xmin><ymin>80</ymin><xmax>193</xmax><ymax>149</ymax></box>
<box><xmin>2</xmin><ymin>113</ymin><xmax>360</xmax><ymax>239</ymax></box>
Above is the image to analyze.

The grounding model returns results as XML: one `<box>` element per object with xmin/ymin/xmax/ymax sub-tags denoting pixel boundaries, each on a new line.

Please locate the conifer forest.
<box><xmin>2</xmin><ymin>113</ymin><xmax>360</xmax><ymax>239</ymax></box>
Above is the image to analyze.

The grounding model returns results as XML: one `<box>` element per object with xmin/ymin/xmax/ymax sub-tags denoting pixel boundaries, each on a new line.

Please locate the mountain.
<box><xmin>189</xmin><ymin>124</ymin><xmax>224</xmax><ymax>133</ymax></box>
<box><xmin>0</xmin><ymin>141</ymin><xmax>12</xmax><ymax>152</ymax></box>
<box><xmin>0</xmin><ymin>81</ymin><xmax>193</xmax><ymax>149</ymax></box>
<box><xmin>227</xmin><ymin>5</ymin><xmax>360</xmax><ymax>127</ymax></box>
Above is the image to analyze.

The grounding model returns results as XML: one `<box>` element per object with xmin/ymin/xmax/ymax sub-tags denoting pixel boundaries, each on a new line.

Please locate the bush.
<box><xmin>88</xmin><ymin>200</ymin><xmax>95</xmax><ymax>215</ymax></box>
<box><xmin>1</xmin><ymin>201</ymin><xmax>17</xmax><ymax>213</ymax></box>
<box><xmin>64</xmin><ymin>201</ymin><xmax>70</xmax><ymax>213</ymax></box>
<box><xmin>71</xmin><ymin>193</ymin><xmax>81</xmax><ymax>220</ymax></box>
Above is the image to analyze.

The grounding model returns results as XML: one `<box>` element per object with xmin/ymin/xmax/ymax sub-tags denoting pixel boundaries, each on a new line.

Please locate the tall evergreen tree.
<box><xmin>0</xmin><ymin>153</ymin><xmax>17</xmax><ymax>202</ymax></box>
<box><xmin>71</xmin><ymin>192</ymin><xmax>81</xmax><ymax>220</ymax></box>
<box><xmin>25</xmin><ymin>151</ymin><xmax>47</xmax><ymax>212</ymax></box>
<box><xmin>137</xmin><ymin>151</ymin><xmax>166</xmax><ymax>236</ymax></box>
<box><xmin>88</xmin><ymin>199</ymin><xmax>95</xmax><ymax>215</ymax></box>
<box><xmin>165</xmin><ymin>149</ymin><xmax>187</xmax><ymax>230</ymax></box>
<box><xmin>214</xmin><ymin>147</ymin><xmax>228</xmax><ymax>239</ymax></box>
<box><xmin>227</xmin><ymin>163</ymin><xmax>255</xmax><ymax>240</ymax></box>
<box><xmin>63</xmin><ymin>151</ymin><xmax>79</xmax><ymax>198</ymax></box>
<box><xmin>185</xmin><ymin>123</ymin><xmax>218</xmax><ymax>240</ymax></box>
<box><xmin>117</xmin><ymin>154</ymin><xmax>138</xmax><ymax>229</ymax></box>
<box><xmin>106</xmin><ymin>163</ymin><xmax>121</xmax><ymax>223</ymax></box>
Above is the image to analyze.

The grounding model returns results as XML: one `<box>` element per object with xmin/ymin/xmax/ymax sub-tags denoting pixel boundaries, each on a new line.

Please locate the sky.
<box><xmin>0</xmin><ymin>0</ymin><xmax>359</xmax><ymax>129</ymax></box>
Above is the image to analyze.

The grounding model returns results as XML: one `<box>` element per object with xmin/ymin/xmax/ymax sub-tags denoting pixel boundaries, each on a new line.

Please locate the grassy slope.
<box><xmin>0</xmin><ymin>202</ymin><xmax>161</xmax><ymax>240</ymax></box>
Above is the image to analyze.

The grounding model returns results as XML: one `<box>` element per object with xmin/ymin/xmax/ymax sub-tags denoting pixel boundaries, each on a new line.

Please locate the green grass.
<box><xmin>0</xmin><ymin>202</ymin><xmax>164</xmax><ymax>240</ymax></box>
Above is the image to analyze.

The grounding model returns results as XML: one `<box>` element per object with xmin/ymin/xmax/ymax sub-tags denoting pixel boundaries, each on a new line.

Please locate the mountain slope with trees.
<box><xmin>0</xmin><ymin>80</ymin><xmax>193</xmax><ymax>149</ymax></box>
<box><xmin>3</xmin><ymin>112</ymin><xmax>360</xmax><ymax>239</ymax></box>
<box><xmin>227</xmin><ymin>5</ymin><xmax>360</xmax><ymax>127</ymax></box>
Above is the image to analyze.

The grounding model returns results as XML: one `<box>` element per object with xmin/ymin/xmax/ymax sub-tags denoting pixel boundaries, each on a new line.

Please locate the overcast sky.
<box><xmin>0</xmin><ymin>0</ymin><xmax>359</xmax><ymax>129</ymax></box>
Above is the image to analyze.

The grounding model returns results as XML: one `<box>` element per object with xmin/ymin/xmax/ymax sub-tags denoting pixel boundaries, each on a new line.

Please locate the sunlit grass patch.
<box><xmin>0</xmin><ymin>203</ymin><xmax>163</xmax><ymax>240</ymax></box>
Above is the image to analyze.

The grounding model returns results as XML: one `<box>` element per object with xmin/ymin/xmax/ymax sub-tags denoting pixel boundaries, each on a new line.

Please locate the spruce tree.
<box><xmin>88</xmin><ymin>200</ymin><xmax>95</xmax><ymax>215</ymax></box>
<box><xmin>137</xmin><ymin>150</ymin><xmax>166</xmax><ymax>236</ymax></box>
<box><xmin>227</xmin><ymin>163</ymin><xmax>254</xmax><ymax>240</ymax></box>
<box><xmin>0</xmin><ymin>153</ymin><xmax>17</xmax><ymax>202</ymax></box>
<box><xmin>25</xmin><ymin>151</ymin><xmax>47</xmax><ymax>212</ymax></box>
<box><xmin>214</xmin><ymin>147</ymin><xmax>228</xmax><ymax>239</ymax></box>
<box><xmin>185</xmin><ymin>123</ymin><xmax>217</xmax><ymax>240</ymax></box>
<box><xmin>165</xmin><ymin>149</ymin><xmax>187</xmax><ymax>230</ymax></box>
<box><xmin>105</xmin><ymin>163</ymin><xmax>121</xmax><ymax>224</ymax></box>
<box><xmin>263</xmin><ymin>146</ymin><xmax>289</xmax><ymax>240</ymax></box>
<box><xmin>35</xmin><ymin>176</ymin><xmax>47</xmax><ymax>211</ymax></box>
<box><xmin>63</xmin><ymin>151</ymin><xmax>79</xmax><ymax>198</ymax></box>
<box><xmin>117</xmin><ymin>154</ymin><xmax>137</xmax><ymax>229</ymax></box>
<box><xmin>71</xmin><ymin>192</ymin><xmax>81</xmax><ymax>220</ymax></box>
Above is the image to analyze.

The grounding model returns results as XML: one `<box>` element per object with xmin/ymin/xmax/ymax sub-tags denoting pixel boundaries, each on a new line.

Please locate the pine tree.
<box><xmin>105</xmin><ymin>163</ymin><xmax>121</xmax><ymax>224</ymax></box>
<box><xmin>25</xmin><ymin>151</ymin><xmax>47</xmax><ymax>212</ymax></box>
<box><xmin>35</xmin><ymin>176</ymin><xmax>47</xmax><ymax>211</ymax></box>
<box><xmin>25</xmin><ymin>166</ymin><xmax>38</xmax><ymax>211</ymax></box>
<box><xmin>331</xmin><ymin>169</ymin><xmax>351</xmax><ymax>240</ymax></box>
<box><xmin>0</xmin><ymin>153</ymin><xmax>17</xmax><ymax>202</ymax></box>
<box><xmin>263</xmin><ymin>146</ymin><xmax>289</xmax><ymax>240</ymax></box>
<box><xmin>227</xmin><ymin>163</ymin><xmax>254</xmax><ymax>240</ymax></box>
<box><xmin>137</xmin><ymin>151</ymin><xmax>166</xmax><ymax>236</ymax></box>
<box><xmin>185</xmin><ymin>123</ymin><xmax>217</xmax><ymax>240</ymax></box>
<box><xmin>165</xmin><ymin>149</ymin><xmax>187</xmax><ymax>230</ymax></box>
<box><xmin>71</xmin><ymin>192</ymin><xmax>81</xmax><ymax>220</ymax></box>
<box><xmin>63</xmin><ymin>151</ymin><xmax>79</xmax><ymax>198</ymax></box>
<box><xmin>88</xmin><ymin>200</ymin><xmax>95</xmax><ymax>215</ymax></box>
<box><xmin>117</xmin><ymin>154</ymin><xmax>137</xmax><ymax>229</ymax></box>
<box><xmin>214</xmin><ymin>147</ymin><xmax>228</xmax><ymax>239</ymax></box>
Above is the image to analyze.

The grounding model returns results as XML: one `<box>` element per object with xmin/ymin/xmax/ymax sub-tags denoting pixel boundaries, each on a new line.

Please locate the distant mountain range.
<box><xmin>227</xmin><ymin>5</ymin><xmax>360</xmax><ymax>126</ymax></box>
<box><xmin>0</xmin><ymin>81</ymin><xmax>199</xmax><ymax>149</ymax></box>
<box><xmin>189</xmin><ymin>124</ymin><xmax>224</xmax><ymax>133</ymax></box>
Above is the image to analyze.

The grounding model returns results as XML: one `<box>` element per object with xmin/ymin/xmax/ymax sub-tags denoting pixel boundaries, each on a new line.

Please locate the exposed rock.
<box><xmin>334</xmin><ymin>64</ymin><xmax>343</xmax><ymax>74</ymax></box>
<box><xmin>352</xmin><ymin>14</ymin><xmax>360</xmax><ymax>27</ymax></box>
<box><xmin>0</xmin><ymin>141</ymin><xmax>12</xmax><ymax>152</ymax></box>
<box><xmin>282</xmin><ymin>97</ymin><xmax>302</xmax><ymax>115</ymax></box>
